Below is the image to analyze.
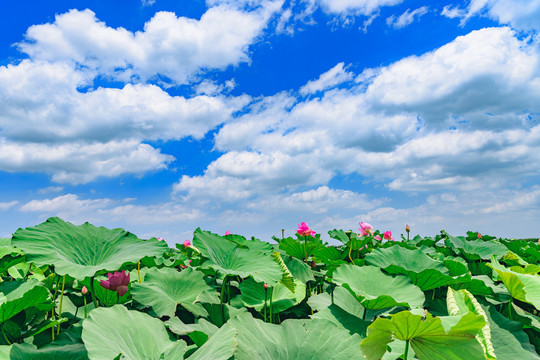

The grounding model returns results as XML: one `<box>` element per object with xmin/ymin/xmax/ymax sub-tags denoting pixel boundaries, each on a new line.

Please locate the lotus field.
<box><xmin>0</xmin><ymin>217</ymin><xmax>539</xmax><ymax>359</ymax></box>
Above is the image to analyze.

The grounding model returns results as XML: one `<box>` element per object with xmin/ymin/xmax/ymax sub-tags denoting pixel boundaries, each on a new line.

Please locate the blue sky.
<box><xmin>1</xmin><ymin>0</ymin><xmax>539</xmax><ymax>244</ymax></box>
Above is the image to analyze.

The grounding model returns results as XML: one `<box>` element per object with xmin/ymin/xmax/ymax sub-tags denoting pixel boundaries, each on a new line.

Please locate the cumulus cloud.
<box><xmin>318</xmin><ymin>0</ymin><xmax>403</xmax><ymax>15</ymax></box>
<box><xmin>0</xmin><ymin>201</ymin><xmax>19</xmax><ymax>211</ymax></box>
<box><xmin>299</xmin><ymin>62</ymin><xmax>354</xmax><ymax>95</ymax></box>
<box><xmin>442</xmin><ymin>0</ymin><xmax>540</xmax><ymax>31</ymax></box>
<box><xmin>17</xmin><ymin>5</ymin><xmax>281</xmax><ymax>84</ymax></box>
<box><xmin>176</xmin><ymin>26</ymin><xmax>540</xmax><ymax>206</ymax></box>
<box><xmin>386</xmin><ymin>6</ymin><xmax>428</xmax><ymax>29</ymax></box>
<box><xmin>0</xmin><ymin>139</ymin><xmax>174</xmax><ymax>184</ymax></box>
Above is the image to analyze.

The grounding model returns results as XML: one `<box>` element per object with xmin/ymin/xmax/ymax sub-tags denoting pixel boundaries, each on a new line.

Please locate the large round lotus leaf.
<box><xmin>11</xmin><ymin>217</ymin><xmax>168</xmax><ymax>280</ymax></box>
<box><xmin>9</xmin><ymin>343</ymin><xmax>89</xmax><ymax>360</ymax></box>
<box><xmin>365</xmin><ymin>246</ymin><xmax>467</xmax><ymax>290</ymax></box>
<box><xmin>131</xmin><ymin>267</ymin><xmax>217</xmax><ymax>318</ymax></box>
<box><xmin>240</xmin><ymin>277</ymin><xmax>306</xmax><ymax>314</ymax></box>
<box><xmin>82</xmin><ymin>305</ymin><xmax>180</xmax><ymax>360</ymax></box>
<box><xmin>444</xmin><ymin>234</ymin><xmax>507</xmax><ymax>260</ymax></box>
<box><xmin>226</xmin><ymin>311</ymin><xmax>363</xmax><ymax>359</ymax></box>
<box><xmin>361</xmin><ymin>311</ymin><xmax>486</xmax><ymax>360</ymax></box>
<box><xmin>193</xmin><ymin>228</ymin><xmax>282</xmax><ymax>285</ymax></box>
<box><xmin>0</xmin><ymin>279</ymin><xmax>49</xmax><ymax>324</ymax></box>
<box><xmin>333</xmin><ymin>264</ymin><xmax>425</xmax><ymax>310</ymax></box>
<box><xmin>491</xmin><ymin>258</ymin><xmax>540</xmax><ymax>310</ymax></box>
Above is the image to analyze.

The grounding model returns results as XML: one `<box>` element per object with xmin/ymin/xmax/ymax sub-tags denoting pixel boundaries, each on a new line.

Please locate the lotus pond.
<box><xmin>0</xmin><ymin>217</ymin><xmax>539</xmax><ymax>359</ymax></box>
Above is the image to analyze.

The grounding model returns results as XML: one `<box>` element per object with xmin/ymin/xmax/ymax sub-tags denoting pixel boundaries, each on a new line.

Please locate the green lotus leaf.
<box><xmin>82</xmin><ymin>305</ymin><xmax>179</xmax><ymax>360</ymax></box>
<box><xmin>452</xmin><ymin>275</ymin><xmax>511</xmax><ymax>301</ymax></box>
<box><xmin>227</xmin><ymin>312</ymin><xmax>363</xmax><ymax>359</ymax></box>
<box><xmin>193</xmin><ymin>228</ymin><xmax>282</xmax><ymax>285</ymax></box>
<box><xmin>0</xmin><ymin>244</ymin><xmax>25</xmax><ymax>274</ymax></box>
<box><xmin>481</xmin><ymin>303</ymin><xmax>540</xmax><ymax>360</ymax></box>
<box><xmin>282</xmin><ymin>256</ymin><xmax>315</xmax><ymax>283</ymax></box>
<box><xmin>361</xmin><ymin>310</ymin><xmax>486</xmax><ymax>360</ymax></box>
<box><xmin>365</xmin><ymin>246</ymin><xmax>467</xmax><ymax>290</ymax></box>
<box><xmin>186</xmin><ymin>324</ymin><xmax>237</xmax><ymax>360</ymax></box>
<box><xmin>240</xmin><ymin>277</ymin><xmax>306</xmax><ymax>314</ymax></box>
<box><xmin>271</xmin><ymin>252</ymin><xmax>296</xmax><ymax>293</ymax></box>
<box><xmin>278</xmin><ymin>237</ymin><xmax>323</xmax><ymax>260</ymax></box>
<box><xmin>512</xmin><ymin>303</ymin><xmax>540</xmax><ymax>332</ymax></box>
<box><xmin>447</xmin><ymin>288</ymin><xmax>495</xmax><ymax>359</ymax></box>
<box><xmin>0</xmin><ymin>279</ymin><xmax>50</xmax><ymax>324</ymax></box>
<box><xmin>333</xmin><ymin>264</ymin><xmax>425</xmax><ymax>310</ymax></box>
<box><xmin>223</xmin><ymin>234</ymin><xmax>273</xmax><ymax>253</ymax></box>
<box><xmin>9</xmin><ymin>342</ymin><xmax>89</xmax><ymax>360</ymax></box>
<box><xmin>444</xmin><ymin>234</ymin><xmax>507</xmax><ymax>260</ymax></box>
<box><xmin>310</xmin><ymin>304</ymin><xmax>370</xmax><ymax>337</ymax></box>
<box><xmin>11</xmin><ymin>217</ymin><xmax>168</xmax><ymax>280</ymax></box>
<box><xmin>490</xmin><ymin>257</ymin><xmax>540</xmax><ymax>309</ymax></box>
<box><xmin>131</xmin><ymin>267</ymin><xmax>217</xmax><ymax>318</ymax></box>
<box><xmin>308</xmin><ymin>286</ymin><xmax>365</xmax><ymax>318</ymax></box>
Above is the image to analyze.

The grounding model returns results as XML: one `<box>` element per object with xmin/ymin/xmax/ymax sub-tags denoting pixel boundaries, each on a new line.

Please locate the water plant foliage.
<box><xmin>0</xmin><ymin>217</ymin><xmax>538</xmax><ymax>359</ymax></box>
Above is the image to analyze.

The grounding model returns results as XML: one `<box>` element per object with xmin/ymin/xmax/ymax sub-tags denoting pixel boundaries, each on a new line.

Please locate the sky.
<box><xmin>1</xmin><ymin>0</ymin><xmax>539</xmax><ymax>244</ymax></box>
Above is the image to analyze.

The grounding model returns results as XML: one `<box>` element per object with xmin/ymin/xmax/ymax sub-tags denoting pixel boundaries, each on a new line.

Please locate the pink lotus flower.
<box><xmin>183</xmin><ymin>239</ymin><xmax>191</xmax><ymax>248</ymax></box>
<box><xmin>264</xmin><ymin>283</ymin><xmax>269</xmax><ymax>289</ymax></box>
<box><xmin>359</xmin><ymin>222</ymin><xmax>373</xmax><ymax>236</ymax></box>
<box><xmin>477</xmin><ymin>233</ymin><xmax>482</xmax><ymax>239</ymax></box>
<box><xmin>101</xmin><ymin>270</ymin><xmax>130</xmax><ymax>297</ymax></box>
<box><xmin>225</xmin><ymin>231</ymin><xmax>231</xmax><ymax>235</ymax></box>
<box><xmin>406</xmin><ymin>224</ymin><xmax>410</xmax><ymax>233</ymax></box>
<box><xmin>82</xmin><ymin>286</ymin><xmax>88</xmax><ymax>295</ymax></box>
<box><xmin>296</xmin><ymin>222</ymin><xmax>316</xmax><ymax>237</ymax></box>
<box><xmin>384</xmin><ymin>231</ymin><xmax>394</xmax><ymax>241</ymax></box>
<box><xmin>374</xmin><ymin>235</ymin><xmax>381</xmax><ymax>241</ymax></box>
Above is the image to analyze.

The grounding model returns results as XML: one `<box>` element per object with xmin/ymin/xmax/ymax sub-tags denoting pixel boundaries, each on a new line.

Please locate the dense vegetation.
<box><xmin>0</xmin><ymin>217</ymin><xmax>539</xmax><ymax>359</ymax></box>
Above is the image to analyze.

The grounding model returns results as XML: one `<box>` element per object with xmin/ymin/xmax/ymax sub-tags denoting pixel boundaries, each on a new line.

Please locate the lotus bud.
<box><xmin>82</xmin><ymin>286</ymin><xmax>88</xmax><ymax>295</ymax></box>
<box><xmin>477</xmin><ymin>233</ymin><xmax>482</xmax><ymax>239</ymax></box>
<box><xmin>264</xmin><ymin>283</ymin><xmax>269</xmax><ymax>289</ymax></box>
<box><xmin>406</xmin><ymin>224</ymin><xmax>410</xmax><ymax>233</ymax></box>
<box><xmin>183</xmin><ymin>239</ymin><xmax>191</xmax><ymax>248</ymax></box>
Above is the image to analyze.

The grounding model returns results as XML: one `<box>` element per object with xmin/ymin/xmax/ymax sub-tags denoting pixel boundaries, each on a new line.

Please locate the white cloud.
<box><xmin>0</xmin><ymin>201</ymin><xmax>18</xmax><ymax>211</ymax></box>
<box><xmin>442</xmin><ymin>0</ymin><xmax>540</xmax><ymax>31</ymax></box>
<box><xmin>18</xmin><ymin>5</ymin><xmax>281</xmax><ymax>84</ymax></box>
<box><xmin>0</xmin><ymin>139</ymin><xmax>174</xmax><ymax>184</ymax></box>
<box><xmin>386</xmin><ymin>6</ymin><xmax>428</xmax><ymax>29</ymax></box>
<box><xmin>142</xmin><ymin>0</ymin><xmax>156</xmax><ymax>6</ymax></box>
<box><xmin>318</xmin><ymin>0</ymin><xmax>403</xmax><ymax>15</ymax></box>
<box><xmin>365</xmin><ymin>27</ymin><xmax>540</xmax><ymax>123</ymax></box>
<box><xmin>20</xmin><ymin>194</ymin><xmax>113</xmax><ymax>213</ymax></box>
<box><xmin>299</xmin><ymin>62</ymin><xmax>354</xmax><ymax>95</ymax></box>
<box><xmin>38</xmin><ymin>186</ymin><xmax>64</xmax><ymax>194</ymax></box>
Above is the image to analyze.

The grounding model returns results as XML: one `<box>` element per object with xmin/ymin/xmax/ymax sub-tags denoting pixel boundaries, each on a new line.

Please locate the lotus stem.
<box><xmin>57</xmin><ymin>275</ymin><xmax>66</xmax><ymax>335</ymax></box>
<box><xmin>264</xmin><ymin>286</ymin><xmax>268</xmax><ymax>322</ymax></box>
<box><xmin>304</xmin><ymin>235</ymin><xmax>308</xmax><ymax>263</ymax></box>
<box><xmin>84</xmin><ymin>296</ymin><xmax>87</xmax><ymax>318</ymax></box>
<box><xmin>269</xmin><ymin>287</ymin><xmax>273</xmax><ymax>324</ymax></box>
<box><xmin>348</xmin><ymin>244</ymin><xmax>354</xmax><ymax>263</ymax></box>
<box><xmin>404</xmin><ymin>340</ymin><xmax>409</xmax><ymax>359</ymax></box>
<box><xmin>220</xmin><ymin>275</ymin><xmax>228</xmax><ymax>324</ymax></box>
<box><xmin>281</xmin><ymin>229</ymin><xmax>284</xmax><ymax>240</ymax></box>
<box><xmin>90</xmin><ymin>276</ymin><xmax>99</xmax><ymax>308</ymax></box>
<box><xmin>137</xmin><ymin>261</ymin><xmax>142</xmax><ymax>283</ymax></box>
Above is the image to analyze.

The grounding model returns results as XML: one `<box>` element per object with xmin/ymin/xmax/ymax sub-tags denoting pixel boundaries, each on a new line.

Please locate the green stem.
<box><xmin>269</xmin><ymin>287</ymin><xmax>273</xmax><ymax>324</ymax></box>
<box><xmin>508</xmin><ymin>300</ymin><xmax>513</xmax><ymax>320</ymax></box>
<box><xmin>57</xmin><ymin>275</ymin><xmax>65</xmax><ymax>335</ymax></box>
<box><xmin>90</xmin><ymin>276</ymin><xmax>99</xmax><ymax>308</ymax></box>
<box><xmin>304</xmin><ymin>236</ymin><xmax>308</xmax><ymax>263</ymax></box>
<box><xmin>404</xmin><ymin>340</ymin><xmax>409</xmax><ymax>359</ymax></box>
<box><xmin>348</xmin><ymin>244</ymin><xmax>354</xmax><ymax>263</ymax></box>
<box><xmin>220</xmin><ymin>275</ymin><xmax>228</xmax><ymax>324</ymax></box>
<box><xmin>84</xmin><ymin>296</ymin><xmax>88</xmax><ymax>318</ymax></box>
<box><xmin>1</xmin><ymin>325</ymin><xmax>11</xmax><ymax>345</ymax></box>
<box><xmin>331</xmin><ymin>285</ymin><xmax>334</xmax><ymax>305</ymax></box>
<box><xmin>137</xmin><ymin>261</ymin><xmax>142</xmax><ymax>283</ymax></box>
<box><xmin>264</xmin><ymin>287</ymin><xmax>268</xmax><ymax>322</ymax></box>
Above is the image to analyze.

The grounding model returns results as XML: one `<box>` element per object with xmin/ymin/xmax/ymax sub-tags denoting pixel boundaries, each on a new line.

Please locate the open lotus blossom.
<box><xmin>374</xmin><ymin>235</ymin><xmax>381</xmax><ymax>241</ymax></box>
<box><xmin>183</xmin><ymin>239</ymin><xmax>191</xmax><ymax>247</ymax></box>
<box><xmin>157</xmin><ymin>237</ymin><xmax>166</xmax><ymax>242</ymax></box>
<box><xmin>225</xmin><ymin>231</ymin><xmax>231</xmax><ymax>235</ymax></box>
<box><xmin>296</xmin><ymin>222</ymin><xmax>316</xmax><ymax>237</ymax></box>
<box><xmin>101</xmin><ymin>270</ymin><xmax>130</xmax><ymax>297</ymax></box>
<box><xmin>384</xmin><ymin>231</ymin><xmax>394</xmax><ymax>241</ymax></box>
<box><xmin>359</xmin><ymin>222</ymin><xmax>373</xmax><ymax>236</ymax></box>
